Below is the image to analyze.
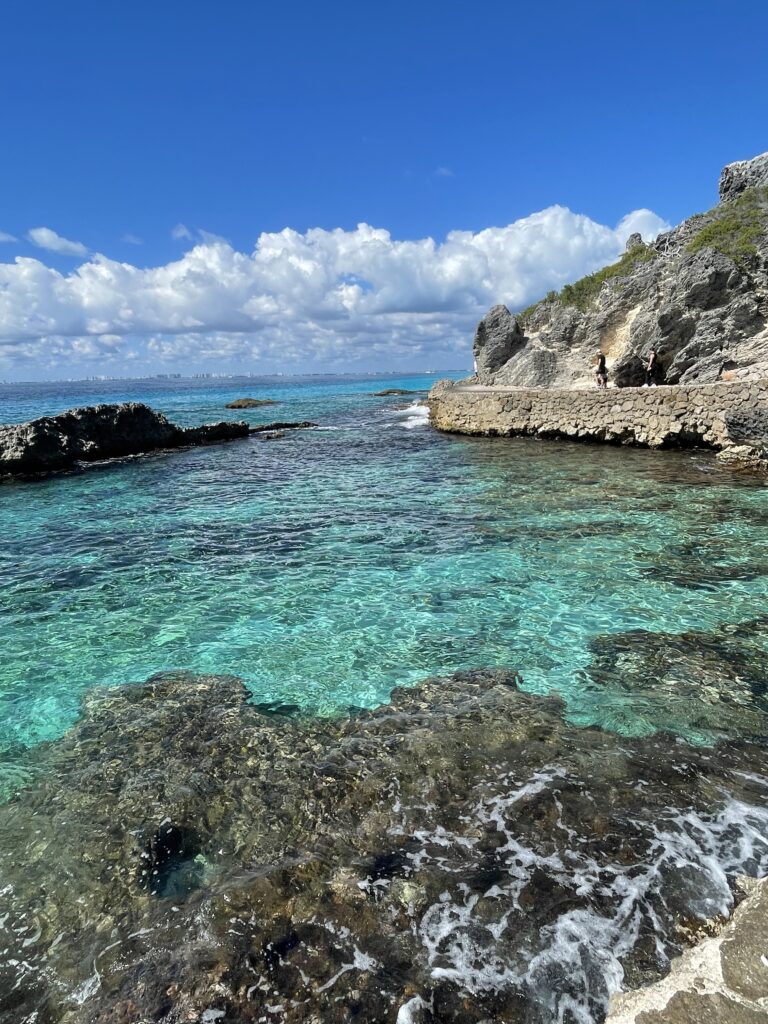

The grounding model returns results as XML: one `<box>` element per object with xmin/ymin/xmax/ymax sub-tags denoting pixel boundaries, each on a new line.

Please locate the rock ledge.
<box><xmin>0</xmin><ymin>402</ymin><xmax>249</xmax><ymax>478</ymax></box>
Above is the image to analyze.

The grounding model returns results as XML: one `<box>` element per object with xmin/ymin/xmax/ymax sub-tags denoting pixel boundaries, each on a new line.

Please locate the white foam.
<box><xmin>407</xmin><ymin>766</ymin><xmax>768</xmax><ymax>1023</ymax></box>
<box><xmin>388</xmin><ymin>402</ymin><xmax>430</xmax><ymax>430</ymax></box>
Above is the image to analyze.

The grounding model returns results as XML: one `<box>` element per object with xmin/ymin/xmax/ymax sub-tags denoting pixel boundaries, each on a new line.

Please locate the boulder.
<box><xmin>472</xmin><ymin>304</ymin><xmax>525</xmax><ymax>382</ymax></box>
<box><xmin>0</xmin><ymin>403</ymin><xmax>249</xmax><ymax>478</ymax></box>
<box><xmin>371</xmin><ymin>388</ymin><xmax>424</xmax><ymax>396</ymax></box>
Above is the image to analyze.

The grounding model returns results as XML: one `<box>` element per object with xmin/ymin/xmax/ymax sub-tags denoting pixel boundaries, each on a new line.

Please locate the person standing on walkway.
<box><xmin>595</xmin><ymin>351</ymin><xmax>608</xmax><ymax>389</ymax></box>
<box><xmin>645</xmin><ymin>348</ymin><xmax>659</xmax><ymax>386</ymax></box>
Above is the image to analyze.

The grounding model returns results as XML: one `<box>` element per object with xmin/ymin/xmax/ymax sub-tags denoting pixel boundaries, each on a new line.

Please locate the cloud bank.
<box><xmin>0</xmin><ymin>205</ymin><xmax>669</xmax><ymax>377</ymax></box>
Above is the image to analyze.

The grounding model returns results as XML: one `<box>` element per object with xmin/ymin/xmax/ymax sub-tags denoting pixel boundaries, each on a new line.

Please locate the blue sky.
<box><xmin>1</xmin><ymin>0</ymin><xmax>766</xmax><ymax>379</ymax></box>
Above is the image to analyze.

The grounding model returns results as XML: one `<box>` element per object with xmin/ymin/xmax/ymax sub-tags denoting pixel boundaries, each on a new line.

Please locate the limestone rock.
<box><xmin>625</xmin><ymin>232</ymin><xmax>645</xmax><ymax>252</ymax></box>
<box><xmin>473</xmin><ymin>304</ymin><xmax>525</xmax><ymax>382</ymax></box>
<box><xmin>607</xmin><ymin>876</ymin><xmax>768</xmax><ymax>1023</ymax></box>
<box><xmin>473</xmin><ymin>151</ymin><xmax>768</xmax><ymax>389</ymax></box>
<box><xmin>719</xmin><ymin>150</ymin><xmax>768</xmax><ymax>202</ymax></box>
<box><xmin>0</xmin><ymin>403</ymin><xmax>249</xmax><ymax>478</ymax></box>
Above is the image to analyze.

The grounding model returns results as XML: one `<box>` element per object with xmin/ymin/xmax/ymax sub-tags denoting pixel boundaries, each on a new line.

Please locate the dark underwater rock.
<box><xmin>225</xmin><ymin>397</ymin><xmax>277</xmax><ymax>408</ymax></box>
<box><xmin>371</xmin><ymin>388</ymin><xmax>425</xmax><ymax>396</ymax></box>
<box><xmin>583</xmin><ymin>619</ymin><xmax>768</xmax><ymax>740</ymax></box>
<box><xmin>2</xmin><ymin>668</ymin><xmax>768</xmax><ymax>1023</ymax></box>
<box><xmin>0</xmin><ymin>403</ymin><xmax>249</xmax><ymax>478</ymax></box>
<box><xmin>249</xmin><ymin>420</ymin><xmax>318</xmax><ymax>432</ymax></box>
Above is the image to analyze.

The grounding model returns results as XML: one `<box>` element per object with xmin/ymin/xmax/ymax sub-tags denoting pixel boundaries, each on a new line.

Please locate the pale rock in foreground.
<box><xmin>607</xmin><ymin>875</ymin><xmax>768</xmax><ymax>1024</ymax></box>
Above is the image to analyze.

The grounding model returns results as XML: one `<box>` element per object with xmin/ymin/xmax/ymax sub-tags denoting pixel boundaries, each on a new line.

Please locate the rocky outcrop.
<box><xmin>0</xmin><ymin>402</ymin><xmax>249</xmax><ymax>477</ymax></box>
<box><xmin>607</xmin><ymin>876</ymin><xmax>768</xmax><ymax>1023</ymax></box>
<box><xmin>719</xmin><ymin>151</ymin><xmax>768</xmax><ymax>202</ymax></box>
<box><xmin>249</xmin><ymin>419</ymin><xmax>317</xmax><ymax>432</ymax></box>
<box><xmin>225</xmin><ymin>397</ymin><xmax>277</xmax><ymax>408</ymax></box>
<box><xmin>473</xmin><ymin>304</ymin><xmax>526</xmax><ymax>382</ymax></box>
<box><xmin>474</xmin><ymin>151</ymin><xmax>768</xmax><ymax>389</ymax></box>
<box><xmin>371</xmin><ymin>388</ymin><xmax>425</xmax><ymax>396</ymax></box>
<box><xmin>2</xmin><ymin>667</ymin><xmax>768</xmax><ymax>1024</ymax></box>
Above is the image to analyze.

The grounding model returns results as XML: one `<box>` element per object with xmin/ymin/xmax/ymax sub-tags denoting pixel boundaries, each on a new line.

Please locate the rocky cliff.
<box><xmin>473</xmin><ymin>151</ymin><xmax>768</xmax><ymax>389</ymax></box>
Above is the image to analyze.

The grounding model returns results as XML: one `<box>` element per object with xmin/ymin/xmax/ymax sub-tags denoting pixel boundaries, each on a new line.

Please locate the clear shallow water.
<box><xmin>4</xmin><ymin>372</ymin><xmax>768</xmax><ymax>1024</ymax></box>
<box><xmin>2</xmin><ymin>371</ymin><xmax>768</xmax><ymax>762</ymax></box>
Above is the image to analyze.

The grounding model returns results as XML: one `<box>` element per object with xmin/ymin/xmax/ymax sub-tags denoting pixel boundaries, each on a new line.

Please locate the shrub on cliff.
<box><xmin>686</xmin><ymin>185</ymin><xmax>768</xmax><ymax>264</ymax></box>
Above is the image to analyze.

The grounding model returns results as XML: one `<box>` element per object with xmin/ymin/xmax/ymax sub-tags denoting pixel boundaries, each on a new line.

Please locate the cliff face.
<box><xmin>474</xmin><ymin>152</ymin><xmax>768</xmax><ymax>389</ymax></box>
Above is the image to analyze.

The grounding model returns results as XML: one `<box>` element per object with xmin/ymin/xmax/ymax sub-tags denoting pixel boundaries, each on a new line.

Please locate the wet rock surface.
<box><xmin>225</xmin><ymin>397</ymin><xmax>278</xmax><ymax>408</ymax></box>
<box><xmin>2</xmin><ymin>669</ymin><xmax>768</xmax><ymax>1024</ymax></box>
<box><xmin>0</xmin><ymin>403</ymin><xmax>249</xmax><ymax>478</ymax></box>
<box><xmin>371</xmin><ymin>389</ymin><xmax>426</xmax><ymax>396</ymax></box>
<box><xmin>582</xmin><ymin>619</ymin><xmax>768</xmax><ymax>740</ymax></box>
<box><xmin>473</xmin><ymin>152</ymin><xmax>768</xmax><ymax>389</ymax></box>
<box><xmin>249</xmin><ymin>420</ymin><xmax>318</xmax><ymax>433</ymax></box>
<box><xmin>607</xmin><ymin>876</ymin><xmax>768</xmax><ymax>1023</ymax></box>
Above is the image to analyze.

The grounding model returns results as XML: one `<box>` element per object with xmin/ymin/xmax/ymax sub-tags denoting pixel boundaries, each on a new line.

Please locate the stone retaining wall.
<box><xmin>428</xmin><ymin>378</ymin><xmax>768</xmax><ymax>450</ymax></box>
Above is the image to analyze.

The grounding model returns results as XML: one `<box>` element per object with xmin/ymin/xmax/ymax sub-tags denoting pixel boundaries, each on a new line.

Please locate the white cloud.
<box><xmin>0</xmin><ymin>231</ymin><xmax>17</xmax><ymax>243</ymax></box>
<box><xmin>122</xmin><ymin>233</ymin><xmax>143</xmax><ymax>245</ymax></box>
<box><xmin>0</xmin><ymin>205</ymin><xmax>670</xmax><ymax>376</ymax></box>
<box><xmin>27</xmin><ymin>226</ymin><xmax>87</xmax><ymax>257</ymax></box>
<box><xmin>171</xmin><ymin>223</ymin><xmax>193</xmax><ymax>241</ymax></box>
<box><xmin>435</xmin><ymin>166</ymin><xmax>454</xmax><ymax>178</ymax></box>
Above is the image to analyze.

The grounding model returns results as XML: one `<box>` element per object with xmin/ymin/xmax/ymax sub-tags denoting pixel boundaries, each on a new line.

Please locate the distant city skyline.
<box><xmin>1</xmin><ymin>0</ymin><xmax>766</xmax><ymax>380</ymax></box>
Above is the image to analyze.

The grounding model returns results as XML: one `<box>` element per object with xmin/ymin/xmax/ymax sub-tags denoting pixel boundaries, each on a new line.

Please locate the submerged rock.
<box><xmin>2</xmin><ymin>668</ymin><xmax>768</xmax><ymax>1023</ymax></box>
<box><xmin>583</xmin><ymin>619</ymin><xmax>768</xmax><ymax>741</ymax></box>
<box><xmin>0</xmin><ymin>403</ymin><xmax>249</xmax><ymax>478</ymax></box>
<box><xmin>225</xmin><ymin>397</ymin><xmax>278</xmax><ymax>408</ymax></box>
<box><xmin>371</xmin><ymin>388</ymin><xmax>425</xmax><ymax>396</ymax></box>
<box><xmin>249</xmin><ymin>420</ymin><xmax>318</xmax><ymax>432</ymax></box>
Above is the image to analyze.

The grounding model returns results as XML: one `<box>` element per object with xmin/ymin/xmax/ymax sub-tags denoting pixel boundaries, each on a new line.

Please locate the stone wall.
<box><xmin>428</xmin><ymin>379</ymin><xmax>768</xmax><ymax>450</ymax></box>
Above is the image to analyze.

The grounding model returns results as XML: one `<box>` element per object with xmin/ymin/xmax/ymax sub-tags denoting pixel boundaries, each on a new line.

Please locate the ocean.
<box><xmin>2</xmin><ymin>372</ymin><xmax>768</xmax><ymax>1023</ymax></box>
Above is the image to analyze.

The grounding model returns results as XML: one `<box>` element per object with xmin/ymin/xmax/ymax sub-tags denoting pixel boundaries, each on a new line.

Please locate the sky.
<box><xmin>1</xmin><ymin>0</ymin><xmax>767</xmax><ymax>381</ymax></box>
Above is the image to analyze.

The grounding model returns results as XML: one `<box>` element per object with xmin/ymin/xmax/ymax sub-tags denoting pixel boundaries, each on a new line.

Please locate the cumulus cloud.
<box><xmin>27</xmin><ymin>226</ymin><xmax>88</xmax><ymax>257</ymax></box>
<box><xmin>0</xmin><ymin>205</ymin><xmax>670</xmax><ymax>376</ymax></box>
<box><xmin>122</xmin><ymin>233</ymin><xmax>143</xmax><ymax>245</ymax></box>
<box><xmin>0</xmin><ymin>231</ymin><xmax>17</xmax><ymax>243</ymax></box>
<box><xmin>171</xmin><ymin>223</ymin><xmax>193</xmax><ymax>241</ymax></box>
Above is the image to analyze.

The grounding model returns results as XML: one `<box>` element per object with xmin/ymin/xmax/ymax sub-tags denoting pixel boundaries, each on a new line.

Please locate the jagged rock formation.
<box><xmin>2</xmin><ymin>667</ymin><xmax>768</xmax><ymax>1023</ymax></box>
<box><xmin>473</xmin><ymin>151</ymin><xmax>768</xmax><ymax>389</ymax></box>
<box><xmin>0</xmin><ymin>402</ymin><xmax>249</xmax><ymax>477</ymax></box>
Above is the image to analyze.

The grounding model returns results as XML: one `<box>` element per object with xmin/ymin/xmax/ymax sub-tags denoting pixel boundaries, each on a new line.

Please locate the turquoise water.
<box><xmin>2</xmin><ymin>372</ymin><xmax>768</xmax><ymax>761</ymax></box>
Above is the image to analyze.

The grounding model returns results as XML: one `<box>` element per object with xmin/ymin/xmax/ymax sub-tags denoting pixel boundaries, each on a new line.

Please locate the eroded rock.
<box><xmin>0</xmin><ymin>403</ymin><xmax>249</xmax><ymax>478</ymax></box>
<box><xmin>473</xmin><ymin>151</ymin><xmax>768</xmax><ymax>389</ymax></box>
<box><xmin>2</xmin><ymin>668</ymin><xmax>768</xmax><ymax>1023</ymax></box>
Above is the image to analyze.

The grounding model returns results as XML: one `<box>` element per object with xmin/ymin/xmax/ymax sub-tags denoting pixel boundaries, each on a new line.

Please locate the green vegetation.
<box><xmin>519</xmin><ymin>245</ymin><xmax>658</xmax><ymax>319</ymax></box>
<box><xmin>686</xmin><ymin>185</ymin><xmax>768</xmax><ymax>263</ymax></box>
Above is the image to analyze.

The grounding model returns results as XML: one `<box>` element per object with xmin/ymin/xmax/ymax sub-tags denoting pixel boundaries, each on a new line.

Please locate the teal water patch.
<box><xmin>2</xmin><ymin>372</ymin><xmax>768</xmax><ymax>759</ymax></box>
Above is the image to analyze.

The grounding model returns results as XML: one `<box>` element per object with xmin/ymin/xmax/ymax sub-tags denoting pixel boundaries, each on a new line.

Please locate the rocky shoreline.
<box><xmin>2</xmin><ymin>667</ymin><xmax>768</xmax><ymax>1023</ymax></box>
<box><xmin>0</xmin><ymin>402</ymin><xmax>251</xmax><ymax>478</ymax></box>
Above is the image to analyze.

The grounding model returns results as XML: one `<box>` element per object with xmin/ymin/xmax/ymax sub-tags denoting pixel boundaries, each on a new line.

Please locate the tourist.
<box><xmin>645</xmin><ymin>348</ymin><xmax>659</xmax><ymax>386</ymax></box>
<box><xmin>595</xmin><ymin>351</ymin><xmax>608</xmax><ymax>389</ymax></box>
